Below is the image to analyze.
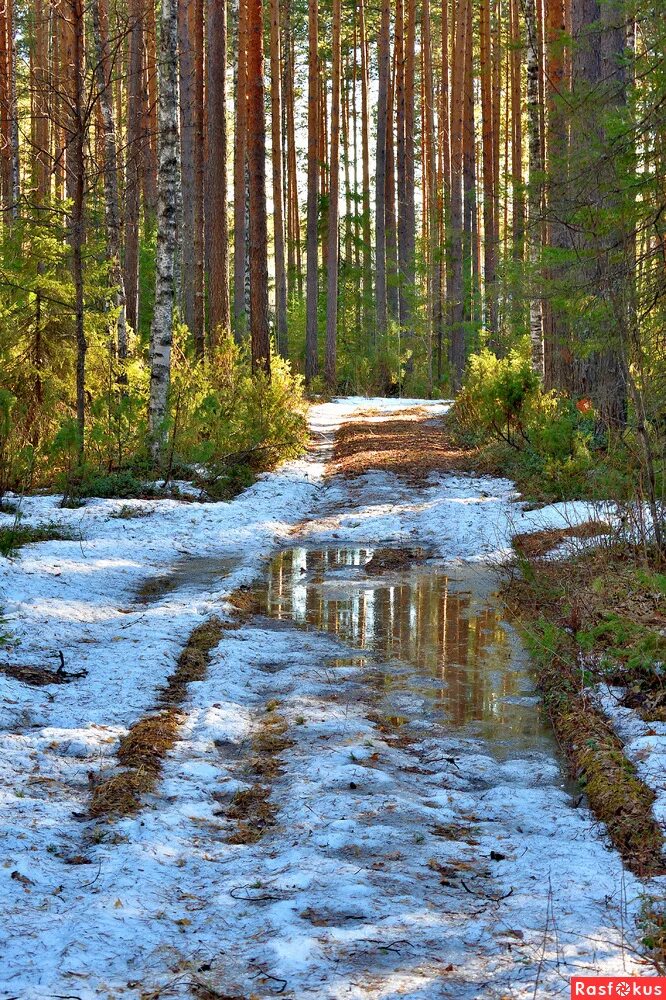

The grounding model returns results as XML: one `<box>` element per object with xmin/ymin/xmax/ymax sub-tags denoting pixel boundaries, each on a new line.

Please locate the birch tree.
<box><xmin>149</xmin><ymin>0</ymin><xmax>179</xmax><ymax>459</ymax></box>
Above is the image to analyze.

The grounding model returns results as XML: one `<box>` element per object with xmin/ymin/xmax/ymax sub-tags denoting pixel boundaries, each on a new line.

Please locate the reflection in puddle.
<box><xmin>253</xmin><ymin>546</ymin><xmax>554</xmax><ymax>754</ymax></box>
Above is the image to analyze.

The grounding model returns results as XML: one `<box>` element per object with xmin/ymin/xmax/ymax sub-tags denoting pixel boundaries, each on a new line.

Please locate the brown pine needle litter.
<box><xmin>332</xmin><ymin>410</ymin><xmax>475</xmax><ymax>483</ymax></box>
<box><xmin>91</xmin><ymin>615</ymin><xmax>228</xmax><ymax>819</ymax></box>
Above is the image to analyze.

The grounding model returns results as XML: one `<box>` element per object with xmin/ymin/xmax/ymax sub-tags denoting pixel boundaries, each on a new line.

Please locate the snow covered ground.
<box><xmin>0</xmin><ymin>397</ymin><xmax>662</xmax><ymax>999</ymax></box>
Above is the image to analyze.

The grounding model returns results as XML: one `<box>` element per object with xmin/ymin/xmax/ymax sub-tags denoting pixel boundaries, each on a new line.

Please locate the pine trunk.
<box><xmin>247</xmin><ymin>0</ymin><xmax>271</xmax><ymax>375</ymax></box>
<box><xmin>305</xmin><ymin>0</ymin><xmax>319</xmax><ymax>382</ymax></box>
<box><xmin>207</xmin><ymin>0</ymin><xmax>231</xmax><ymax>343</ymax></box>
<box><xmin>92</xmin><ymin>0</ymin><xmax>128</xmax><ymax>361</ymax></box>
<box><xmin>233</xmin><ymin>0</ymin><xmax>249</xmax><ymax>338</ymax></box>
<box><xmin>270</xmin><ymin>0</ymin><xmax>288</xmax><ymax>355</ymax></box>
<box><xmin>375</xmin><ymin>0</ymin><xmax>390</xmax><ymax>339</ymax></box>
<box><xmin>325</xmin><ymin>0</ymin><xmax>341</xmax><ymax>387</ymax></box>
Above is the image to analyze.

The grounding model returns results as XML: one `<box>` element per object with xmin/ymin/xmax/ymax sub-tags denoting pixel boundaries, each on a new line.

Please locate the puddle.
<box><xmin>252</xmin><ymin>545</ymin><xmax>557</xmax><ymax>757</ymax></box>
<box><xmin>137</xmin><ymin>554</ymin><xmax>242</xmax><ymax>603</ymax></box>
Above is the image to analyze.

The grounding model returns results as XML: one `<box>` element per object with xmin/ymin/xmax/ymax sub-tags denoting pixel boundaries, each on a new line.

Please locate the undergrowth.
<box><xmin>503</xmin><ymin>543</ymin><xmax>666</xmax><ymax>875</ymax></box>
<box><xmin>1</xmin><ymin>334</ymin><xmax>309</xmax><ymax>503</ymax></box>
<box><xmin>448</xmin><ymin>346</ymin><xmax>666</xmax><ymax>525</ymax></box>
<box><xmin>0</xmin><ymin>521</ymin><xmax>74</xmax><ymax>557</ymax></box>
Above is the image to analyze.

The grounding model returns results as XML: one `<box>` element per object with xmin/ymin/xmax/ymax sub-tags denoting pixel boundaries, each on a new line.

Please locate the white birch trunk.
<box><xmin>148</xmin><ymin>0</ymin><xmax>179</xmax><ymax>460</ymax></box>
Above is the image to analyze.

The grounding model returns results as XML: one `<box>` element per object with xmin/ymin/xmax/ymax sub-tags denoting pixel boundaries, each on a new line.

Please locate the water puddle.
<box><xmin>137</xmin><ymin>554</ymin><xmax>242</xmax><ymax>603</ymax></box>
<box><xmin>252</xmin><ymin>545</ymin><xmax>557</xmax><ymax>758</ymax></box>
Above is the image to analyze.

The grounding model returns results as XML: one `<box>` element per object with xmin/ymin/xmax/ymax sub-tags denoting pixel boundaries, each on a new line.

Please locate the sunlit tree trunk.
<box><xmin>305</xmin><ymin>0</ymin><xmax>319</xmax><ymax>381</ymax></box>
<box><xmin>358</xmin><ymin>0</ymin><xmax>372</xmax><ymax>332</ymax></box>
<box><xmin>149</xmin><ymin>0</ymin><xmax>179</xmax><ymax>459</ymax></box>
<box><xmin>178</xmin><ymin>0</ymin><xmax>205</xmax><ymax>354</ymax></box>
<box><xmin>247</xmin><ymin>0</ymin><xmax>271</xmax><ymax>375</ymax></box>
<box><xmin>207</xmin><ymin>0</ymin><xmax>231</xmax><ymax>343</ymax></box>
<box><xmin>479</xmin><ymin>0</ymin><xmax>496</xmax><ymax>335</ymax></box>
<box><xmin>526</xmin><ymin>0</ymin><xmax>544</xmax><ymax>374</ymax></box>
<box><xmin>375</xmin><ymin>0</ymin><xmax>390</xmax><ymax>340</ymax></box>
<box><xmin>233</xmin><ymin>0</ymin><xmax>248</xmax><ymax>338</ymax></box>
<box><xmin>270</xmin><ymin>0</ymin><xmax>288</xmax><ymax>355</ymax></box>
<box><xmin>325</xmin><ymin>0</ymin><xmax>341</xmax><ymax>387</ymax></box>
<box><xmin>448</xmin><ymin>0</ymin><xmax>467</xmax><ymax>386</ymax></box>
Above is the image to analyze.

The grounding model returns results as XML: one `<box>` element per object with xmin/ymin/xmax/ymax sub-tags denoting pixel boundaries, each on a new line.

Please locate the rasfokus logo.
<box><xmin>571</xmin><ymin>978</ymin><xmax>666</xmax><ymax>997</ymax></box>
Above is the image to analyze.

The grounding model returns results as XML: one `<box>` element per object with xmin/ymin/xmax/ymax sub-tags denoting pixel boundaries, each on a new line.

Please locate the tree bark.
<box><xmin>375</xmin><ymin>0</ymin><xmax>390</xmax><ymax>340</ymax></box>
<box><xmin>66</xmin><ymin>0</ymin><xmax>86</xmax><ymax>458</ymax></box>
<box><xmin>479</xmin><ymin>0</ymin><xmax>497</xmax><ymax>335</ymax></box>
<box><xmin>149</xmin><ymin>0</ymin><xmax>179</xmax><ymax>459</ymax></box>
<box><xmin>92</xmin><ymin>0</ymin><xmax>128</xmax><ymax>362</ymax></box>
<box><xmin>125</xmin><ymin>0</ymin><xmax>143</xmax><ymax>334</ymax></box>
<box><xmin>207</xmin><ymin>0</ymin><xmax>231</xmax><ymax>343</ymax></box>
<box><xmin>269</xmin><ymin>0</ymin><xmax>288</xmax><ymax>356</ymax></box>
<box><xmin>526</xmin><ymin>0</ymin><xmax>544</xmax><ymax>374</ymax></box>
<box><xmin>233</xmin><ymin>0</ymin><xmax>249</xmax><ymax>339</ymax></box>
<box><xmin>448</xmin><ymin>0</ymin><xmax>467</xmax><ymax>386</ymax></box>
<box><xmin>325</xmin><ymin>0</ymin><xmax>341</xmax><ymax>388</ymax></box>
<box><xmin>178</xmin><ymin>0</ymin><xmax>205</xmax><ymax>355</ymax></box>
<box><xmin>305</xmin><ymin>0</ymin><xmax>319</xmax><ymax>382</ymax></box>
<box><xmin>247</xmin><ymin>0</ymin><xmax>271</xmax><ymax>376</ymax></box>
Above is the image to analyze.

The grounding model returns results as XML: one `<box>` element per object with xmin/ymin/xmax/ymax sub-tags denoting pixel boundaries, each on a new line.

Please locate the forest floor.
<box><xmin>0</xmin><ymin>397</ymin><xmax>664</xmax><ymax>1000</ymax></box>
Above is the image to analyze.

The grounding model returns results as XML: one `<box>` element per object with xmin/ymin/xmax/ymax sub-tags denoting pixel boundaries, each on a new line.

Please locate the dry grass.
<box><xmin>332</xmin><ymin>412</ymin><xmax>476</xmax><ymax>483</ymax></box>
<box><xmin>512</xmin><ymin>520</ymin><xmax>612</xmax><ymax>559</ymax></box>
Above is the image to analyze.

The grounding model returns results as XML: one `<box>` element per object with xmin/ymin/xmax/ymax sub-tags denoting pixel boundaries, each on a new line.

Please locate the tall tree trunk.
<box><xmin>178</xmin><ymin>0</ymin><xmax>205</xmax><ymax>354</ymax></box>
<box><xmin>207</xmin><ymin>0</ymin><xmax>231</xmax><ymax>343</ymax></box>
<box><xmin>92</xmin><ymin>0</ymin><xmax>128</xmax><ymax>362</ymax></box>
<box><xmin>544</xmin><ymin>0</ymin><xmax>568</xmax><ymax>389</ymax></box>
<box><xmin>325</xmin><ymin>0</ymin><xmax>341</xmax><ymax>387</ymax></box>
<box><xmin>233</xmin><ymin>0</ymin><xmax>249</xmax><ymax>338</ymax></box>
<box><xmin>305</xmin><ymin>0</ymin><xmax>319</xmax><ymax>382</ymax></box>
<box><xmin>247</xmin><ymin>0</ymin><xmax>271</xmax><ymax>375</ymax></box>
<box><xmin>386</xmin><ymin>46</ymin><xmax>399</xmax><ymax>322</ymax></box>
<box><xmin>510</xmin><ymin>0</ymin><xmax>524</xmax><ymax>259</ymax></box>
<box><xmin>269</xmin><ymin>0</ymin><xmax>288</xmax><ymax>355</ymax></box>
<box><xmin>526</xmin><ymin>0</ymin><xmax>544</xmax><ymax>374</ymax></box>
<box><xmin>66</xmin><ymin>0</ymin><xmax>86</xmax><ymax>457</ymax></box>
<box><xmin>463</xmin><ymin>0</ymin><xmax>478</xmax><ymax>325</ymax></box>
<box><xmin>422</xmin><ymin>0</ymin><xmax>438</xmax><ymax>392</ymax></box>
<box><xmin>125</xmin><ymin>0</ymin><xmax>143</xmax><ymax>334</ymax></box>
<box><xmin>32</xmin><ymin>0</ymin><xmax>50</xmax><ymax>202</ymax></box>
<box><xmin>439</xmin><ymin>0</ymin><xmax>451</xmax><ymax>378</ymax></box>
<box><xmin>143</xmin><ymin>0</ymin><xmax>159</xmax><ymax>218</ymax></box>
<box><xmin>375</xmin><ymin>0</ymin><xmax>390</xmax><ymax>340</ymax></box>
<box><xmin>404</xmin><ymin>0</ymin><xmax>416</xmax><ymax>345</ymax></box>
<box><xmin>358</xmin><ymin>0</ymin><xmax>372</xmax><ymax>332</ymax></box>
<box><xmin>479</xmin><ymin>0</ymin><xmax>497</xmax><ymax>335</ymax></box>
<box><xmin>570</xmin><ymin>0</ymin><xmax>627</xmax><ymax>426</ymax></box>
<box><xmin>396</xmin><ymin>0</ymin><xmax>408</xmax><ymax>331</ymax></box>
<box><xmin>149</xmin><ymin>0</ymin><xmax>179</xmax><ymax>459</ymax></box>
<box><xmin>283</xmin><ymin>9</ymin><xmax>300</xmax><ymax>299</ymax></box>
<box><xmin>448</xmin><ymin>0</ymin><xmax>467</xmax><ymax>386</ymax></box>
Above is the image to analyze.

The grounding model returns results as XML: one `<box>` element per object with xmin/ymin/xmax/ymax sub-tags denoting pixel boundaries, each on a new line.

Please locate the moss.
<box><xmin>504</xmin><ymin>549</ymin><xmax>666</xmax><ymax>878</ymax></box>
